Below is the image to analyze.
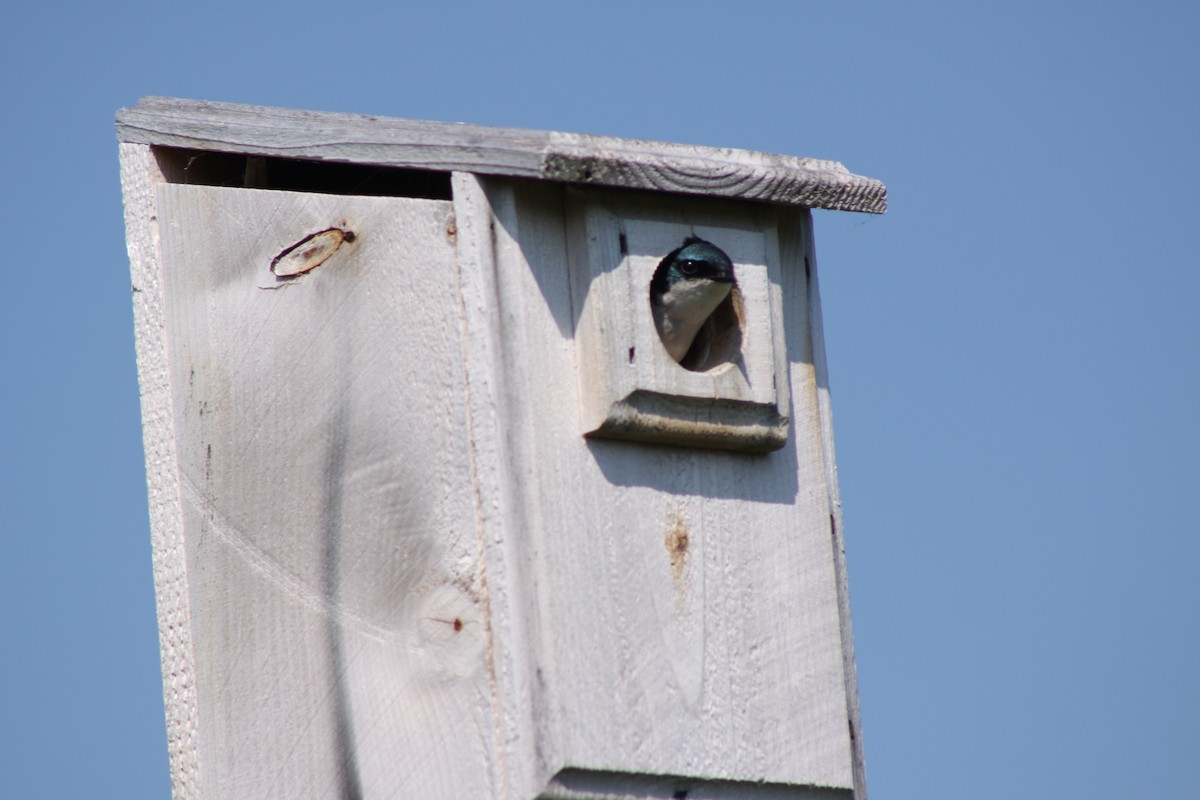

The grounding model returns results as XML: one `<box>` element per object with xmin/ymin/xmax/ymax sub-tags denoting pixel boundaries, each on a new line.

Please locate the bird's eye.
<box><xmin>679</xmin><ymin>260</ymin><xmax>699</xmax><ymax>275</ymax></box>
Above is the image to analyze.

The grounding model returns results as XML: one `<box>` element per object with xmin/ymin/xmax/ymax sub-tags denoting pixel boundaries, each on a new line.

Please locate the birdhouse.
<box><xmin>117</xmin><ymin>97</ymin><xmax>886</xmax><ymax>800</ymax></box>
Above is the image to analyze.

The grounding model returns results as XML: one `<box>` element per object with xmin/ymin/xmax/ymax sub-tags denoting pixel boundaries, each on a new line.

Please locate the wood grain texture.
<box><xmin>152</xmin><ymin>184</ymin><xmax>498</xmax><ymax>797</ymax></box>
<box><xmin>567</xmin><ymin>189</ymin><xmax>791</xmax><ymax>451</ymax></box>
<box><xmin>465</xmin><ymin>177</ymin><xmax>856</xmax><ymax>795</ymax></box>
<box><xmin>122</xmin><ymin>141</ymin><xmax>867</xmax><ymax>797</ymax></box>
<box><xmin>800</xmin><ymin>215</ymin><xmax>868</xmax><ymax>800</ymax></box>
<box><xmin>120</xmin><ymin>143</ymin><xmax>204</xmax><ymax>800</ymax></box>
<box><xmin>116</xmin><ymin>97</ymin><xmax>886</xmax><ymax>214</ymax></box>
<box><xmin>450</xmin><ymin>173</ymin><xmax>551</xmax><ymax>800</ymax></box>
<box><xmin>540</xmin><ymin>768</ymin><xmax>851</xmax><ymax>799</ymax></box>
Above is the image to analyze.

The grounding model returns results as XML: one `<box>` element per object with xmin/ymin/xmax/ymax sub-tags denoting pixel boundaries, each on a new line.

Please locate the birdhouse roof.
<box><xmin>117</xmin><ymin>96</ymin><xmax>885</xmax><ymax>214</ymax></box>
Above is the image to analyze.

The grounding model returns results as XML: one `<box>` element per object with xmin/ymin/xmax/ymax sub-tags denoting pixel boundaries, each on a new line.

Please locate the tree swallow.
<box><xmin>650</xmin><ymin>236</ymin><xmax>736</xmax><ymax>363</ymax></box>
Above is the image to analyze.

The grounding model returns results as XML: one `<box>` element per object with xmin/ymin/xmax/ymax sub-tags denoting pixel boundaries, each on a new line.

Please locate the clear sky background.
<box><xmin>2</xmin><ymin>2</ymin><xmax>1196</xmax><ymax>798</ymax></box>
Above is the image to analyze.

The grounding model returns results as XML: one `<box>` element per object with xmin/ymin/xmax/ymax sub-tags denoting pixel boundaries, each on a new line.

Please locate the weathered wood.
<box><xmin>458</xmin><ymin>176</ymin><xmax>856</xmax><ymax>796</ymax></box>
<box><xmin>120</xmin><ymin>142</ymin><xmax>204</xmax><ymax>799</ymax></box>
<box><xmin>798</xmin><ymin>213</ymin><xmax>868</xmax><ymax>800</ymax></box>
<box><xmin>541</xmin><ymin>769</ymin><xmax>852</xmax><ymax>800</ymax></box>
<box><xmin>566</xmin><ymin>189</ymin><xmax>791</xmax><ymax>451</ymax></box>
<box><xmin>116</xmin><ymin>97</ymin><xmax>886</xmax><ymax>214</ymax></box>
<box><xmin>151</xmin><ymin>182</ymin><xmax>495</xmax><ymax>797</ymax></box>
<box><xmin>119</xmin><ymin>101</ymin><xmax>877</xmax><ymax>799</ymax></box>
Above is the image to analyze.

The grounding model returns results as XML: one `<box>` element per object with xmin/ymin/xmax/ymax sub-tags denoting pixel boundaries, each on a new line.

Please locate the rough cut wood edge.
<box><xmin>116</xmin><ymin>97</ymin><xmax>886</xmax><ymax>214</ymax></box>
<box><xmin>451</xmin><ymin>173</ymin><xmax>544</xmax><ymax>798</ymax></box>
<box><xmin>802</xmin><ymin>212</ymin><xmax>867</xmax><ymax>800</ymax></box>
<box><xmin>586</xmin><ymin>391</ymin><xmax>789</xmax><ymax>453</ymax></box>
<box><xmin>118</xmin><ymin>142</ymin><xmax>203</xmax><ymax>798</ymax></box>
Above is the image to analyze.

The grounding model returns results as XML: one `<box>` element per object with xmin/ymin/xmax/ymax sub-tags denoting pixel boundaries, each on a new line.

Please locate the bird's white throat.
<box><xmin>653</xmin><ymin>278</ymin><xmax>733</xmax><ymax>361</ymax></box>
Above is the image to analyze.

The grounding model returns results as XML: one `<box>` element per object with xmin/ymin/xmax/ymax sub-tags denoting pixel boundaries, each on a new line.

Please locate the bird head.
<box><xmin>651</xmin><ymin>237</ymin><xmax>736</xmax><ymax>299</ymax></box>
<box><xmin>650</xmin><ymin>237</ymin><xmax>737</xmax><ymax>364</ymax></box>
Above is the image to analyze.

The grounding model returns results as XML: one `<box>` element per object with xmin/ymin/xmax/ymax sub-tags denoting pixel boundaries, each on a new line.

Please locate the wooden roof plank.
<box><xmin>117</xmin><ymin>97</ymin><xmax>886</xmax><ymax>213</ymax></box>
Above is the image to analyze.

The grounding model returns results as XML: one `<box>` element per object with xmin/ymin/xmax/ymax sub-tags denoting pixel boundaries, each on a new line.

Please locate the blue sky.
<box><xmin>2</xmin><ymin>2</ymin><xmax>1197</xmax><ymax>798</ymax></box>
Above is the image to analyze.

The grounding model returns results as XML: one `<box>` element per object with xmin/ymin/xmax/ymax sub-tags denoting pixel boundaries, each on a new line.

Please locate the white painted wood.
<box><xmin>116</xmin><ymin>97</ymin><xmax>886</xmax><ymax>214</ymax></box>
<box><xmin>119</xmin><ymin>106</ymin><xmax>875</xmax><ymax>799</ymax></box>
<box><xmin>567</xmin><ymin>189</ymin><xmax>791</xmax><ymax>451</ymax></box>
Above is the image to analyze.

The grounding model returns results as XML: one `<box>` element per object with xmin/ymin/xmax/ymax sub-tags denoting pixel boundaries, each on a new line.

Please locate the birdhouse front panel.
<box><xmin>452</xmin><ymin>175</ymin><xmax>855</xmax><ymax>795</ymax></box>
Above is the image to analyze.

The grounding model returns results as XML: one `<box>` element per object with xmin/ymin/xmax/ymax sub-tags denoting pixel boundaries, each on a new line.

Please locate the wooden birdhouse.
<box><xmin>117</xmin><ymin>97</ymin><xmax>886</xmax><ymax>800</ymax></box>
